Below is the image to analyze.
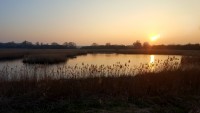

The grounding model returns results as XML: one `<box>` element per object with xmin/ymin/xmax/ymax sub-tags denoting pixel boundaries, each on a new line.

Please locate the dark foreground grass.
<box><xmin>1</xmin><ymin>95</ymin><xmax>200</xmax><ymax>113</ymax></box>
<box><xmin>1</xmin><ymin>68</ymin><xmax>200</xmax><ymax>98</ymax></box>
<box><xmin>1</xmin><ymin>67</ymin><xmax>200</xmax><ymax>113</ymax></box>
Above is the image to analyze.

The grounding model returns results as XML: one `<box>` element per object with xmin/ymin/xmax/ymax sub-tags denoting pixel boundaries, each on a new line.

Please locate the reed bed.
<box><xmin>0</xmin><ymin>49</ymin><xmax>87</xmax><ymax>62</ymax></box>
<box><xmin>0</xmin><ymin>56</ymin><xmax>180</xmax><ymax>80</ymax></box>
<box><xmin>181</xmin><ymin>56</ymin><xmax>200</xmax><ymax>65</ymax></box>
<box><xmin>22</xmin><ymin>54</ymin><xmax>67</xmax><ymax>64</ymax></box>
<box><xmin>0</xmin><ymin>56</ymin><xmax>194</xmax><ymax>99</ymax></box>
<box><xmin>0</xmin><ymin>56</ymin><xmax>200</xmax><ymax>113</ymax></box>
<box><xmin>0</xmin><ymin>51</ymin><xmax>27</xmax><ymax>61</ymax></box>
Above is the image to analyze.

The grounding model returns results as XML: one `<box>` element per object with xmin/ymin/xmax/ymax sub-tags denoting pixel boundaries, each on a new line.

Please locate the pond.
<box><xmin>0</xmin><ymin>54</ymin><xmax>182</xmax><ymax>79</ymax></box>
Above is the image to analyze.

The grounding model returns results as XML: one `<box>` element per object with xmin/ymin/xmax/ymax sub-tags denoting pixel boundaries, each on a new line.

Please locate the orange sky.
<box><xmin>0</xmin><ymin>0</ymin><xmax>200</xmax><ymax>45</ymax></box>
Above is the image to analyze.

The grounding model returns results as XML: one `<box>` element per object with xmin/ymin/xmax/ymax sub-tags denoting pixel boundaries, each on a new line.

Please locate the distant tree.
<box><xmin>21</xmin><ymin>40</ymin><xmax>32</xmax><ymax>45</ymax></box>
<box><xmin>68</xmin><ymin>42</ymin><xmax>76</xmax><ymax>48</ymax></box>
<box><xmin>133</xmin><ymin>40</ymin><xmax>142</xmax><ymax>49</ymax></box>
<box><xmin>105</xmin><ymin>43</ymin><xmax>111</xmax><ymax>46</ymax></box>
<box><xmin>91</xmin><ymin>43</ymin><xmax>98</xmax><ymax>46</ymax></box>
<box><xmin>63</xmin><ymin>42</ymin><xmax>69</xmax><ymax>47</ymax></box>
<box><xmin>143</xmin><ymin>42</ymin><xmax>150</xmax><ymax>49</ymax></box>
<box><xmin>0</xmin><ymin>41</ymin><xmax>78</xmax><ymax>49</ymax></box>
<box><xmin>51</xmin><ymin>42</ymin><xmax>59</xmax><ymax>46</ymax></box>
<box><xmin>6</xmin><ymin>41</ymin><xmax>16</xmax><ymax>48</ymax></box>
<box><xmin>35</xmin><ymin>42</ymin><xmax>40</xmax><ymax>46</ymax></box>
<box><xmin>7</xmin><ymin>41</ymin><xmax>15</xmax><ymax>45</ymax></box>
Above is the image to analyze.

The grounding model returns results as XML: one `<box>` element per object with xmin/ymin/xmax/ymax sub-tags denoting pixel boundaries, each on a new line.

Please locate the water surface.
<box><xmin>0</xmin><ymin>54</ymin><xmax>182</xmax><ymax>78</ymax></box>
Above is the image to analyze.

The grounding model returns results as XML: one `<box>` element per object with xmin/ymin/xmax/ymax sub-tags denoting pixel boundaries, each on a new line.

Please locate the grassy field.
<box><xmin>1</xmin><ymin>49</ymin><xmax>200</xmax><ymax>113</ymax></box>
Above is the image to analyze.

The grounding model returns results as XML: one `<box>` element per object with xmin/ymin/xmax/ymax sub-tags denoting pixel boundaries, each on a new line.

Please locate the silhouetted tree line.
<box><xmin>1</xmin><ymin>40</ymin><xmax>200</xmax><ymax>50</ymax></box>
<box><xmin>81</xmin><ymin>41</ymin><xmax>200</xmax><ymax>50</ymax></box>
<box><xmin>81</xmin><ymin>41</ymin><xmax>150</xmax><ymax>49</ymax></box>
<box><xmin>151</xmin><ymin>44</ymin><xmax>200</xmax><ymax>50</ymax></box>
<box><xmin>82</xmin><ymin>45</ymin><xmax>127</xmax><ymax>49</ymax></box>
<box><xmin>0</xmin><ymin>41</ymin><xmax>77</xmax><ymax>49</ymax></box>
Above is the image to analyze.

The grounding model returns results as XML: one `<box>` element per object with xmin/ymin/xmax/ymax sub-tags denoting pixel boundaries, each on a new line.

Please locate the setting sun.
<box><xmin>150</xmin><ymin>34</ymin><xmax>161</xmax><ymax>41</ymax></box>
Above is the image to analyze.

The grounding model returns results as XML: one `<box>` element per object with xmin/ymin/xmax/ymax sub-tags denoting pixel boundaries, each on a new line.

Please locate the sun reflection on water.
<box><xmin>149</xmin><ymin>55</ymin><xmax>155</xmax><ymax>71</ymax></box>
<box><xmin>150</xmin><ymin>55</ymin><xmax>155</xmax><ymax>64</ymax></box>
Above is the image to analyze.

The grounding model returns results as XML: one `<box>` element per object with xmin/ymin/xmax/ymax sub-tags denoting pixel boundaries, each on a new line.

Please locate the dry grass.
<box><xmin>0</xmin><ymin>52</ymin><xmax>200</xmax><ymax>113</ymax></box>
<box><xmin>23</xmin><ymin>54</ymin><xmax>67</xmax><ymax>64</ymax></box>
<box><xmin>2</xmin><ymin>68</ymin><xmax>199</xmax><ymax>98</ymax></box>
<box><xmin>181</xmin><ymin>56</ymin><xmax>200</xmax><ymax>65</ymax></box>
<box><xmin>0</xmin><ymin>49</ymin><xmax>87</xmax><ymax>64</ymax></box>
<box><xmin>0</xmin><ymin>58</ymin><xmax>200</xmax><ymax>113</ymax></box>
<box><xmin>0</xmin><ymin>56</ymin><xmax>198</xmax><ymax>98</ymax></box>
<box><xmin>0</xmin><ymin>50</ymin><xmax>28</xmax><ymax>61</ymax></box>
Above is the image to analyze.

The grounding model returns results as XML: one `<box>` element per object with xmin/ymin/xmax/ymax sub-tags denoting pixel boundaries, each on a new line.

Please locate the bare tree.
<box><xmin>68</xmin><ymin>42</ymin><xmax>76</xmax><ymax>48</ymax></box>
<box><xmin>143</xmin><ymin>42</ymin><xmax>150</xmax><ymax>49</ymax></box>
<box><xmin>91</xmin><ymin>43</ymin><xmax>98</xmax><ymax>46</ymax></box>
<box><xmin>63</xmin><ymin>42</ymin><xmax>69</xmax><ymax>47</ymax></box>
<box><xmin>51</xmin><ymin>42</ymin><xmax>59</xmax><ymax>45</ymax></box>
<box><xmin>106</xmin><ymin>42</ymin><xmax>111</xmax><ymax>46</ymax></box>
<box><xmin>133</xmin><ymin>40</ymin><xmax>142</xmax><ymax>49</ymax></box>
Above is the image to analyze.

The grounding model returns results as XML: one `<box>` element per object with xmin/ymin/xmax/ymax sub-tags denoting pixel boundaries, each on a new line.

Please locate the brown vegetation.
<box><xmin>0</xmin><ymin>56</ymin><xmax>198</xmax><ymax>98</ymax></box>
<box><xmin>1</xmin><ymin>49</ymin><xmax>200</xmax><ymax>61</ymax></box>
<box><xmin>0</xmin><ymin>49</ymin><xmax>87</xmax><ymax>64</ymax></box>
<box><xmin>23</xmin><ymin>54</ymin><xmax>67</xmax><ymax>64</ymax></box>
<box><xmin>0</xmin><ymin>50</ymin><xmax>200</xmax><ymax>112</ymax></box>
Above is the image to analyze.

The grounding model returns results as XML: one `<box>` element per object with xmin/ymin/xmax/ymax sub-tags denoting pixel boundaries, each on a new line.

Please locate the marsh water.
<box><xmin>0</xmin><ymin>54</ymin><xmax>182</xmax><ymax>78</ymax></box>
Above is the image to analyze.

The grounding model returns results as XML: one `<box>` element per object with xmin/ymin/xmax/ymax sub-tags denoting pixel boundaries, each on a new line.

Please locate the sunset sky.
<box><xmin>0</xmin><ymin>0</ymin><xmax>200</xmax><ymax>45</ymax></box>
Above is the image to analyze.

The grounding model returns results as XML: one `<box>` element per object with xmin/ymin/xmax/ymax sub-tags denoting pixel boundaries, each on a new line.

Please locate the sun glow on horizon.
<box><xmin>150</xmin><ymin>34</ymin><xmax>161</xmax><ymax>42</ymax></box>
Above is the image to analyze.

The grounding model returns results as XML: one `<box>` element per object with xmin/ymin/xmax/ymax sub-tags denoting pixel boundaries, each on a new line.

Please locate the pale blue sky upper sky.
<box><xmin>0</xmin><ymin>0</ymin><xmax>200</xmax><ymax>45</ymax></box>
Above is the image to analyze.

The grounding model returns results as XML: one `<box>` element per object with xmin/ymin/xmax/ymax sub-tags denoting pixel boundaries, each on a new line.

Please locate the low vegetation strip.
<box><xmin>1</xmin><ymin>49</ymin><xmax>200</xmax><ymax>62</ymax></box>
<box><xmin>23</xmin><ymin>54</ymin><xmax>67</xmax><ymax>64</ymax></box>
